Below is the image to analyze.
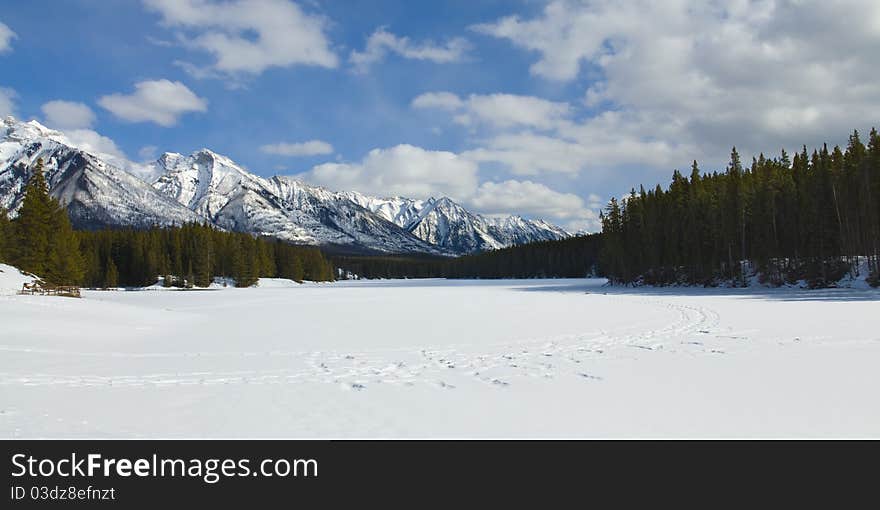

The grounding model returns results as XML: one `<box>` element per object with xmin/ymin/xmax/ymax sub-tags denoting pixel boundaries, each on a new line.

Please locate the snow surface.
<box><xmin>1</xmin><ymin>277</ymin><xmax>878</xmax><ymax>438</ymax></box>
<box><xmin>0</xmin><ymin>263</ymin><xmax>39</xmax><ymax>296</ymax></box>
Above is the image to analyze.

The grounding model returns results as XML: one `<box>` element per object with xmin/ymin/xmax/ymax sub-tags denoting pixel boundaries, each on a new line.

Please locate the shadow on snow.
<box><xmin>513</xmin><ymin>279</ymin><xmax>880</xmax><ymax>303</ymax></box>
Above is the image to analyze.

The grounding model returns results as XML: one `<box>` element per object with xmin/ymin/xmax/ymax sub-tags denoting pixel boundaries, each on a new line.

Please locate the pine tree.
<box><xmin>44</xmin><ymin>206</ymin><xmax>85</xmax><ymax>286</ymax></box>
<box><xmin>13</xmin><ymin>159</ymin><xmax>54</xmax><ymax>275</ymax></box>
<box><xmin>192</xmin><ymin>226</ymin><xmax>213</xmax><ymax>287</ymax></box>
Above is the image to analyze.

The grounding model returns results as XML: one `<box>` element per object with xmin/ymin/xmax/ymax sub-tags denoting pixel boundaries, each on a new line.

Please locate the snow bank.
<box><xmin>129</xmin><ymin>276</ymin><xmax>305</xmax><ymax>291</ymax></box>
<box><xmin>618</xmin><ymin>257</ymin><xmax>878</xmax><ymax>290</ymax></box>
<box><xmin>254</xmin><ymin>278</ymin><xmax>302</xmax><ymax>288</ymax></box>
<box><xmin>0</xmin><ymin>263</ymin><xmax>39</xmax><ymax>296</ymax></box>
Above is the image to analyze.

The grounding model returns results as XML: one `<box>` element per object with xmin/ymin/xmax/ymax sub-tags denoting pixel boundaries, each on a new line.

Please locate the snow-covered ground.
<box><xmin>1</xmin><ymin>276</ymin><xmax>878</xmax><ymax>438</ymax></box>
<box><xmin>0</xmin><ymin>264</ymin><xmax>39</xmax><ymax>296</ymax></box>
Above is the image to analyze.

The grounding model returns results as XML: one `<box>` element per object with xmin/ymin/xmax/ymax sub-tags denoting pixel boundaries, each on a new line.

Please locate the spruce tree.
<box><xmin>14</xmin><ymin>159</ymin><xmax>54</xmax><ymax>275</ymax></box>
<box><xmin>192</xmin><ymin>226</ymin><xmax>213</xmax><ymax>287</ymax></box>
<box><xmin>44</xmin><ymin>206</ymin><xmax>85</xmax><ymax>286</ymax></box>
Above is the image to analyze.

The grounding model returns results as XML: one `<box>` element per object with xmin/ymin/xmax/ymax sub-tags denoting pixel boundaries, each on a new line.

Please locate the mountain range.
<box><xmin>0</xmin><ymin>116</ymin><xmax>569</xmax><ymax>255</ymax></box>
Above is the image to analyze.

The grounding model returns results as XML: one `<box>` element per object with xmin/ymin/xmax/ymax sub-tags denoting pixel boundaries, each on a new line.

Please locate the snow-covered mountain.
<box><xmin>0</xmin><ymin>116</ymin><xmax>203</xmax><ymax>228</ymax></box>
<box><xmin>150</xmin><ymin>149</ymin><xmax>441</xmax><ymax>253</ymax></box>
<box><xmin>344</xmin><ymin>192</ymin><xmax>569</xmax><ymax>253</ymax></box>
<box><xmin>0</xmin><ymin>116</ymin><xmax>570</xmax><ymax>254</ymax></box>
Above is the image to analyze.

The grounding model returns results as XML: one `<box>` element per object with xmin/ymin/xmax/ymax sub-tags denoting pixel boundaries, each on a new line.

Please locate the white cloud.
<box><xmin>351</xmin><ymin>27</ymin><xmax>469</xmax><ymax>72</ymax></box>
<box><xmin>144</xmin><ymin>0</ymin><xmax>338</xmax><ymax>76</ymax></box>
<box><xmin>473</xmin><ymin>0</ymin><xmax>880</xmax><ymax>168</ymax></box>
<box><xmin>0</xmin><ymin>87</ymin><xmax>16</xmax><ymax>117</ymax></box>
<box><xmin>411</xmin><ymin>92</ymin><xmax>464</xmax><ymax>111</ymax></box>
<box><xmin>467</xmin><ymin>94</ymin><xmax>570</xmax><ymax>130</ymax></box>
<box><xmin>261</xmin><ymin>140</ymin><xmax>334</xmax><ymax>157</ymax></box>
<box><xmin>299</xmin><ymin>144</ymin><xmax>479</xmax><ymax>200</ymax></box>
<box><xmin>62</xmin><ymin>130</ymin><xmax>160</xmax><ymax>181</ymax></box>
<box><xmin>40</xmin><ymin>101</ymin><xmax>96</xmax><ymax>130</ymax></box>
<box><xmin>98</xmin><ymin>79</ymin><xmax>207</xmax><ymax>127</ymax></box>
<box><xmin>463</xmin><ymin>133</ymin><xmax>589</xmax><ymax>176</ymax></box>
<box><xmin>414</xmin><ymin>92</ymin><xmax>571</xmax><ymax>130</ymax></box>
<box><xmin>461</xmin><ymin>110</ymin><xmax>689</xmax><ymax>176</ymax></box>
<box><xmin>64</xmin><ymin>129</ymin><xmax>127</xmax><ymax>161</ymax></box>
<box><xmin>470</xmin><ymin>180</ymin><xmax>599</xmax><ymax>231</ymax></box>
<box><xmin>138</xmin><ymin>145</ymin><xmax>159</xmax><ymax>160</ymax></box>
<box><xmin>0</xmin><ymin>21</ymin><xmax>15</xmax><ymax>54</ymax></box>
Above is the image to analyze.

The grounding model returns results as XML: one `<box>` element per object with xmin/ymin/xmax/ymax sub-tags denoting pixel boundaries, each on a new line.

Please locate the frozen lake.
<box><xmin>1</xmin><ymin>277</ymin><xmax>878</xmax><ymax>437</ymax></box>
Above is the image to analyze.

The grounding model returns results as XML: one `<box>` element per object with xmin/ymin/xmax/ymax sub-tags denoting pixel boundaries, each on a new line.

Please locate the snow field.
<box><xmin>1</xmin><ymin>278</ymin><xmax>878</xmax><ymax>437</ymax></box>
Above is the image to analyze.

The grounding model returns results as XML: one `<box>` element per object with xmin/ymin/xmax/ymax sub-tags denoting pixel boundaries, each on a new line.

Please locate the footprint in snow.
<box><xmin>577</xmin><ymin>372</ymin><xmax>604</xmax><ymax>381</ymax></box>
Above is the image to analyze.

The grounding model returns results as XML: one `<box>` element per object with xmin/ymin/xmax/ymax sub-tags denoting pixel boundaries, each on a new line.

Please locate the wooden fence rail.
<box><xmin>19</xmin><ymin>282</ymin><xmax>81</xmax><ymax>298</ymax></box>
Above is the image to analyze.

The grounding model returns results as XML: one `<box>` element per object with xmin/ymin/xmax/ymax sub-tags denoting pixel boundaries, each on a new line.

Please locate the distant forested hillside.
<box><xmin>333</xmin><ymin>234</ymin><xmax>602</xmax><ymax>280</ymax></box>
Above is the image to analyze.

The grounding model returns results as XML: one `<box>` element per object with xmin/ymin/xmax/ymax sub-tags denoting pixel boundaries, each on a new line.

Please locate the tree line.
<box><xmin>77</xmin><ymin>225</ymin><xmax>335</xmax><ymax>288</ymax></box>
<box><xmin>600</xmin><ymin>128</ymin><xmax>880</xmax><ymax>287</ymax></box>
<box><xmin>333</xmin><ymin>234</ymin><xmax>602</xmax><ymax>280</ymax></box>
<box><xmin>0</xmin><ymin>159</ymin><xmax>335</xmax><ymax>288</ymax></box>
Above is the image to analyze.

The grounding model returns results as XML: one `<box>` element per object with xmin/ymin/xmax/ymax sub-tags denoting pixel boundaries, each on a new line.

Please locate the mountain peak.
<box><xmin>2</xmin><ymin>116</ymin><xmax>63</xmax><ymax>143</ymax></box>
<box><xmin>349</xmin><ymin>192</ymin><xmax>570</xmax><ymax>253</ymax></box>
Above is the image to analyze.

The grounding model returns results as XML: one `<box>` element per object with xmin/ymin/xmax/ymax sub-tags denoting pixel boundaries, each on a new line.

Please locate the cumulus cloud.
<box><xmin>461</xmin><ymin>111</ymin><xmax>689</xmax><ymax>176</ymax></box>
<box><xmin>144</xmin><ymin>0</ymin><xmax>338</xmax><ymax>76</ymax></box>
<box><xmin>261</xmin><ymin>140</ymin><xmax>334</xmax><ymax>157</ymax></box>
<box><xmin>413</xmin><ymin>92</ymin><xmax>571</xmax><ymax>130</ymax></box>
<box><xmin>351</xmin><ymin>27</ymin><xmax>469</xmax><ymax>72</ymax></box>
<box><xmin>98</xmin><ymin>79</ymin><xmax>207</xmax><ymax>127</ymax></box>
<box><xmin>0</xmin><ymin>21</ymin><xmax>15</xmax><ymax>54</ymax></box>
<box><xmin>470</xmin><ymin>180</ymin><xmax>600</xmax><ymax>231</ymax></box>
<box><xmin>299</xmin><ymin>144</ymin><xmax>479</xmax><ymax>200</ymax></box>
<box><xmin>473</xmin><ymin>0</ymin><xmax>880</xmax><ymax>167</ymax></box>
<box><xmin>40</xmin><ymin>101</ymin><xmax>96</xmax><ymax>130</ymax></box>
<box><xmin>0</xmin><ymin>87</ymin><xmax>16</xmax><ymax>117</ymax></box>
<box><xmin>63</xmin><ymin>129</ymin><xmax>127</xmax><ymax>160</ymax></box>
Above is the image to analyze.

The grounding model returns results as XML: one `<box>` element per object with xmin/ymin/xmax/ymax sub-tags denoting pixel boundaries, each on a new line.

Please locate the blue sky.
<box><xmin>2</xmin><ymin>0</ymin><xmax>879</xmax><ymax>231</ymax></box>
